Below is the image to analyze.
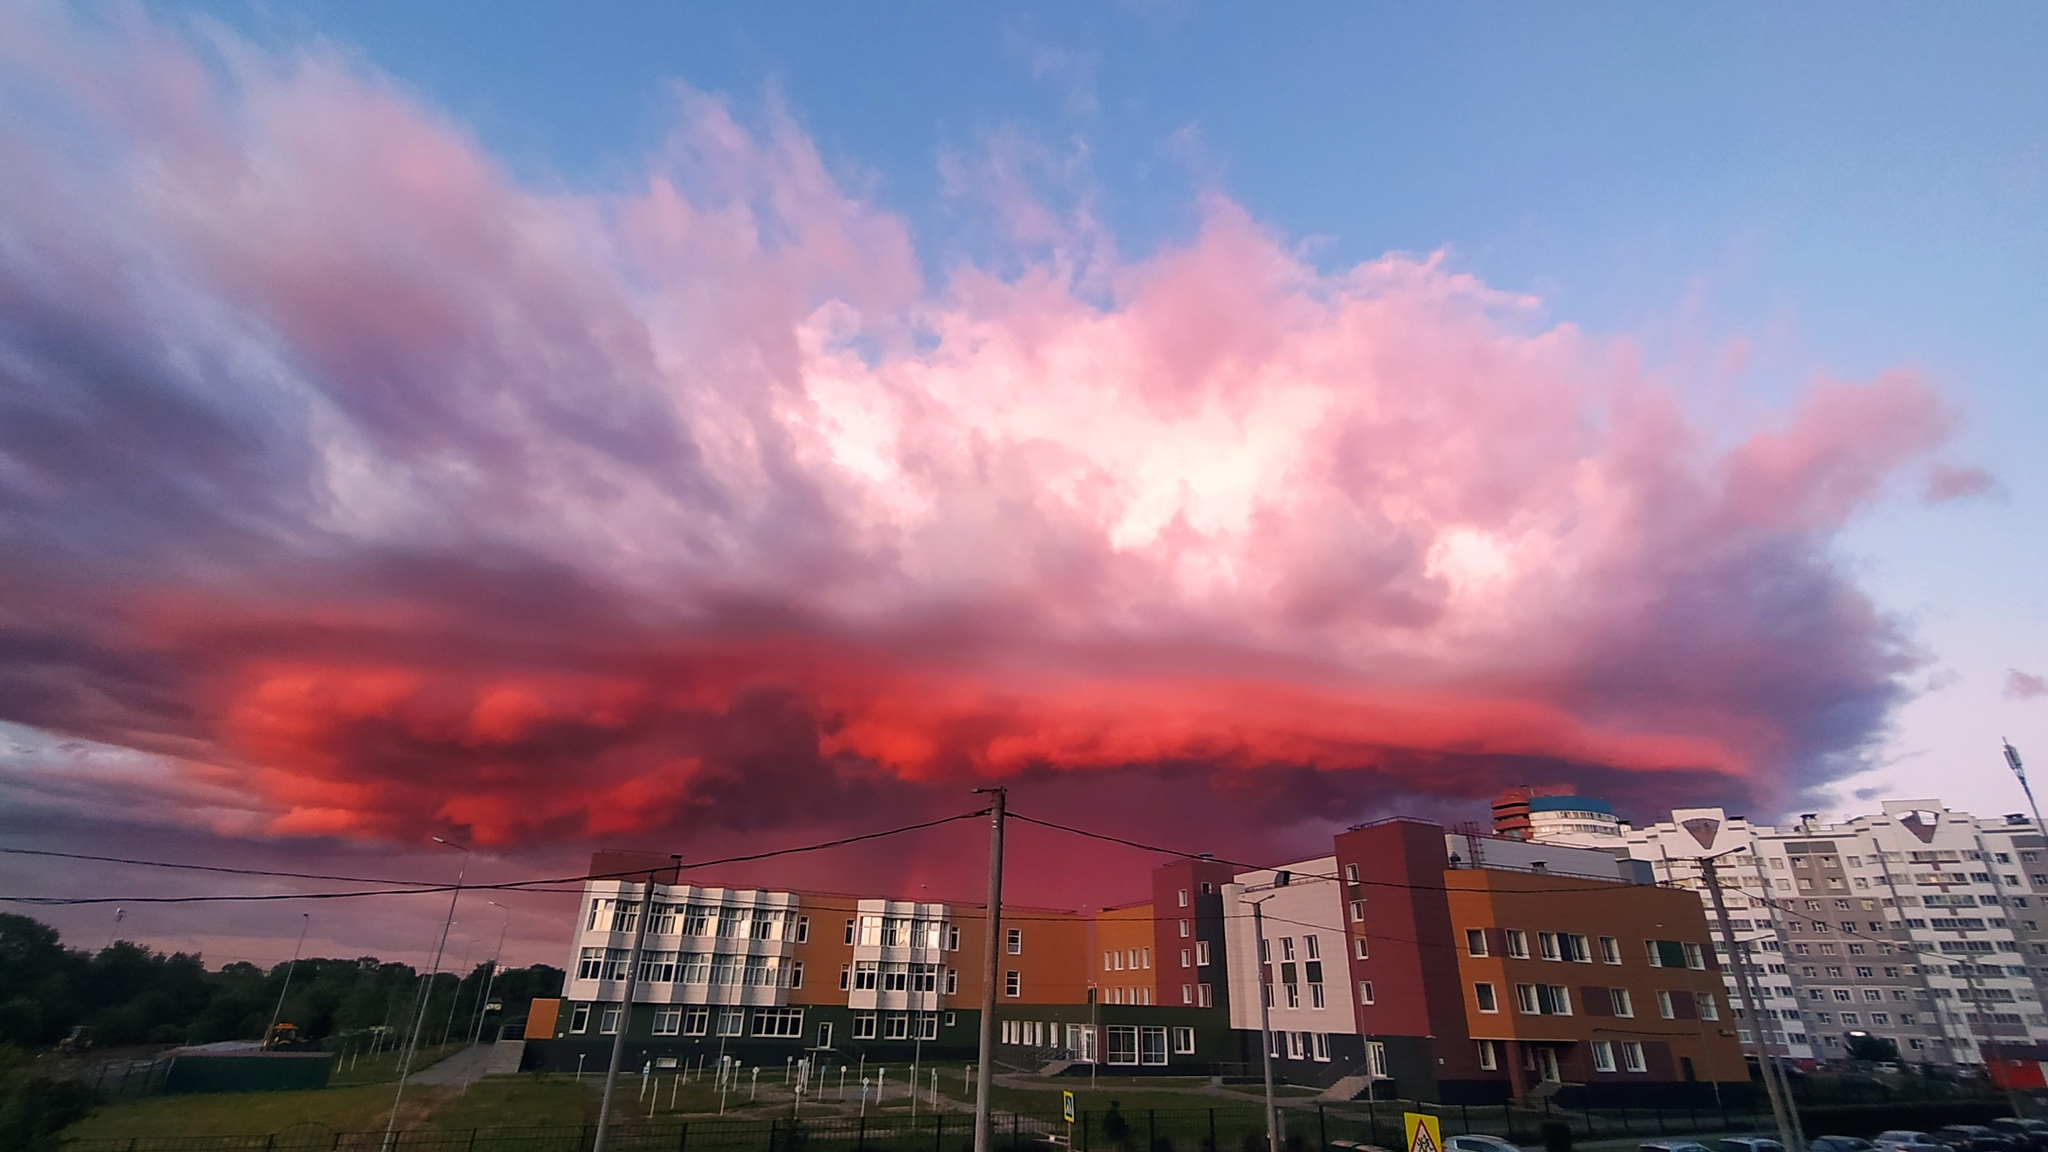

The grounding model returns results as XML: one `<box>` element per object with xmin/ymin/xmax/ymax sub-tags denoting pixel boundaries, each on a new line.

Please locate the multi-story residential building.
<box><xmin>1493</xmin><ymin>787</ymin><xmax>1629</xmax><ymax>848</ymax></box>
<box><xmin>524</xmin><ymin>834</ymin><xmax>1741</xmax><ymax>1106</ymax></box>
<box><xmin>1495</xmin><ymin>789</ymin><xmax>2048</xmax><ymax>1072</ymax></box>
<box><xmin>1218</xmin><ymin>821</ymin><xmax>1742</xmax><ymax>1104</ymax></box>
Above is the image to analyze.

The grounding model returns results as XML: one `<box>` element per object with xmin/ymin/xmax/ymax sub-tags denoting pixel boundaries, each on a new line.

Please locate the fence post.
<box><xmin>1583</xmin><ymin>1101</ymin><xmax>1593</xmax><ymax>1141</ymax></box>
<box><xmin>1086</xmin><ymin>1112</ymin><xmax>1093</xmax><ymax>1152</ymax></box>
<box><xmin>1655</xmin><ymin>1102</ymin><xmax>1665</xmax><ymax>1135</ymax></box>
<box><xmin>1150</xmin><ymin>1109</ymin><xmax>1157</xmax><ymax>1152</ymax></box>
<box><xmin>770</xmin><ymin>1117</ymin><xmax>780</xmax><ymax>1152</ymax></box>
<box><xmin>859</xmin><ymin>1114</ymin><xmax>868</xmax><ymax>1152</ymax></box>
<box><xmin>1368</xmin><ymin>1102</ymin><xmax>1379</xmax><ymax>1147</ymax></box>
<box><xmin>1318</xmin><ymin>1105</ymin><xmax>1328</xmax><ymax>1151</ymax></box>
<box><xmin>1619</xmin><ymin>1105</ymin><xmax>1629</xmax><ymax>1135</ymax></box>
<box><xmin>679</xmin><ymin>1121</ymin><xmax>690</xmax><ymax>1152</ymax></box>
<box><xmin>468</xmin><ymin>1128</ymin><xmax>479</xmax><ymax>1152</ymax></box>
<box><xmin>937</xmin><ymin>1110</ymin><xmax>945</xmax><ymax>1152</ymax></box>
<box><xmin>1208</xmin><ymin>1110</ymin><xmax>1216</xmax><ymax>1152</ymax></box>
<box><xmin>1460</xmin><ymin>1104</ymin><xmax>1470</xmax><ymax>1136</ymax></box>
<box><xmin>1013</xmin><ymin>1110</ymin><xmax>1021</xmax><ymax>1152</ymax></box>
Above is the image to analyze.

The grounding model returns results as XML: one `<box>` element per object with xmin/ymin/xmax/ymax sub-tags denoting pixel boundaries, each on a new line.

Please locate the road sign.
<box><xmin>1063</xmin><ymin>1090</ymin><xmax>1076</xmax><ymax>1123</ymax></box>
<box><xmin>1404</xmin><ymin>1113</ymin><xmax>1441</xmax><ymax>1152</ymax></box>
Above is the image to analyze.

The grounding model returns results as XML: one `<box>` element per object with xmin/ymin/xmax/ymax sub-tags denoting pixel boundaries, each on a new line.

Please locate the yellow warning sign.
<box><xmin>1404</xmin><ymin>1113</ymin><xmax>1441</xmax><ymax>1152</ymax></box>
<box><xmin>1063</xmin><ymin>1091</ymin><xmax>1076</xmax><ymax>1123</ymax></box>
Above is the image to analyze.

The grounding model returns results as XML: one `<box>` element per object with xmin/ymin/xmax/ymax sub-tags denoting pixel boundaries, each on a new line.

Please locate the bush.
<box><xmin>0</xmin><ymin>1074</ymin><xmax>96</xmax><ymax>1152</ymax></box>
<box><xmin>1540</xmin><ymin>1120</ymin><xmax>1573</xmax><ymax>1152</ymax></box>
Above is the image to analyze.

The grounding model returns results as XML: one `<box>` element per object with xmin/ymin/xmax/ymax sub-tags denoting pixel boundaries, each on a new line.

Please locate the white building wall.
<box><xmin>564</xmin><ymin>880</ymin><xmax>803</xmax><ymax>1008</ymax></box>
<box><xmin>1220</xmin><ymin>857</ymin><xmax>1358</xmax><ymax>1038</ymax></box>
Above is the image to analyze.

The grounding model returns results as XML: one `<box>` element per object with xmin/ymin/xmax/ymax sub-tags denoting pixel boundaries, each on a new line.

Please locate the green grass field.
<box><xmin>64</xmin><ymin>1083</ymin><xmax>421</xmax><ymax>1141</ymax></box>
<box><xmin>424</xmin><ymin>1077</ymin><xmax>589</xmax><ymax>1129</ymax></box>
<box><xmin>328</xmin><ymin>1040</ymin><xmax>462</xmax><ymax>1086</ymax></box>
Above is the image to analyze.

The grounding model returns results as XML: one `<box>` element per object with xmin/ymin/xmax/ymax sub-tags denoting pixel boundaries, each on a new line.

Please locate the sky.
<box><xmin>0</xmin><ymin>2</ymin><xmax>2043</xmax><ymax>970</ymax></box>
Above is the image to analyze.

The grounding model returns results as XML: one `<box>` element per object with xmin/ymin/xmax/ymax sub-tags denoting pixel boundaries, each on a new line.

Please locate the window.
<box><xmin>600</xmin><ymin>1006</ymin><xmax>621</xmax><ymax>1035</ymax></box>
<box><xmin>1181</xmin><ymin>984</ymin><xmax>1193</xmax><ymax>1005</ymax></box>
<box><xmin>948</xmin><ymin>924</ymin><xmax>961</xmax><ymax>950</ymax></box>
<box><xmin>1366</xmin><ymin>1041</ymin><xmax>1388</xmax><ymax>1078</ymax></box>
<box><xmin>1699</xmin><ymin>994</ymin><xmax>1718</xmax><ymax>1021</ymax></box>
<box><xmin>1563</xmin><ymin>934</ymin><xmax>1591</xmax><ymax>963</ymax></box>
<box><xmin>753</xmin><ymin>1008</ymin><xmax>804</xmax><ymax>1038</ymax></box>
<box><xmin>1657</xmin><ymin>990</ymin><xmax>1676</xmax><ymax>1019</ymax></box>
<box><xmin>1477</xmin><ymin>1040</ymin><xmax>1499</xmax><ymax>1070</ymax></box>
<box><xmin>1684</xmin><ymin>942</ymin><xmax>1706</xmax><ymax>969</ymax></box>
<box><xmin>1346</xmin><ymin>864</ymin><xmax>1360</xmax><ymax>882</ymax></box>
<box><xmin>1610</xmin><ymin>988</ymin><xmax>1634</xmax><ymax>1017</ymax></box>
<box><xmin>1171</xmin><ymin>1026</ymin><xmax>1196</xmax><ymax>1054</ymax></box>
<box><xmin>854</xmin><ymin>961</ymin><xmax>878</xmax><ymax>990</ymax></box>
<box><xmin>1181</xmin><ymin>949</ymin><xmax>1192</xmax><ymax>968</ymax></box>
<box><xmin>1312</xmin><ymin>1032</ymin><xmax>1332</xmax><ymax>1061</ymax></box>
<box><xmin>1178</xmin><ymin>888</ymin><xmax>1190</xmax><ymax>908</ymax></box>
<box><xmin>1466</xmin><ymin>929</ymin><xmax>1488</xmax><ymax>957</ymax></box>
<box><xmin>845</xmin><ymin>919</ymin><xmax>856</xmax><ymax>945</ymax></box>
<box><xmin>1198</xmin><ymin>984</ymin><xmax>1213</xmax><ymax>1007</ymax></box>
<box><xmin>1358</xmin><ymin>981</ymin><xmax>1374</xmax><ymax>1004</ymax></box>
<box><xmin>852</xmin><ymin>1013</ymin><xmax>877</xmax><ymax>1040</ymax></box>
<box><xmin>1140</xmin><ymin>1026</ymin><xmax>1168</xmax><ymax>1065</ymax></box>
<box><xmin>1475</xmin><ymin>983</ymin><xmax>1499</xmax><ymax>1012</ymax></box>
<box><xmin>1517</xmin><ymin>983</ymin><xmax>1539</xmax><ymax>1014</ymax></box>
<box><xmin>883</xmin><ymin>1013</ymin><xmax>909</xmax><ymax>1040</ymax></box>
<box><xmin>1179</xmin><ymin>920</ymin><xmax>1190</xmax><ymax>938</ymax></box>
<box><xmin>1005</xmin><ymin>970</ymin><xmax>1021</xmax><ymax>997</ymax></box>
<box><xmin>1621</xmin><ymin>1041</ymin><xmax>1647</xmax><ymax>1073</ymax></box>
<box><xmin>1106</xmin><ymin>1025</ymin><xmax>1139</xmax><ymax>1065</ymax></box>
<box><xmin>788</xmin><ymin>961</ymin><xmax>804</xmax><ymax>989</ymax></box>
<box><xmin>840</xmin><ymin>964</ymin><xmax>851</xmax><ymax>991</ymax></box>
<box><xmin>1352</xmin><ymin>938</ymin><xmax>1368</xmax><ymax>960</ymax></box>
<box><xmin>1196</xmin><ymin>941</ymin><xmax>1211</xmax><ymax>965</ymax></box>
<box><xmin>796</xmin><ymin>916</ymin><xmax>809</xmax><ymax>943</ymax></box>
<box><xmin>716</xmin><ymin>1009</ymin><xmax>744</xmax><ymax>1037</ymax></box>
<box><xmin>1592</xmin><ymin>1040</ymin><xmax>1617</xmax><ymax>1072</ymax></box>
<box><xmin>683</xmin><ymin>1007</ymin><xmax>710</xmax><ymax>1036</ymax></box>
<box><xmin>1007</xmin><ymin>928</ymin><xmax>1023</xmax><ymax>955</ymax></box>
<box><xmin>1281</xmin><ymin>937</ymin><xmax>1295</xmax><ymax>960</ymax></box>
<box><xmin>1350</xmin><ymin>900</ymin><xmax>1365</xmax><ymax>922</ymax></box>
<box><xmin>1539</xmin><ymin>932</ymin><xmax>1561</xmax><ymax>961</ymax></box>
<box><xmin>569</xmin><ymin>1004</ymin><xmax>591</xmax><ymax>1033</ymax></box>
<box><xmin>1506</xmin><ymin>930</ymin><xmax>1530</xmax><ymax>959</ymax></box>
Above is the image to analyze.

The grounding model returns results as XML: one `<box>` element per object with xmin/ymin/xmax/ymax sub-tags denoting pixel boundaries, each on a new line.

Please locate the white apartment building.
<box><xmin>1612</xmin><ymin>800</ymin><xmax>2048</xmax><ymax>1068</ymax></box>
<box><xmin>1220</xmin><ymin>857</ymin><xmax>1366</xmax><ymax>1068</ymax></box>
<box><xmin>564</xmin><ymin>878</ymin><xmax>810</xmax><ymax>1040</ymax></box>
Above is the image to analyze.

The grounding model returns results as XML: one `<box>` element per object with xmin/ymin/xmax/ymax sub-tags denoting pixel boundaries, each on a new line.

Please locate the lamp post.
<box><xmin>1237</xmin><ymin>869</ymin><xmax>1293</xmax><ymax>1152</ymax></box>
<box><xmin>2008</xmin><ymin>741</ymin><xmax>2045</xmax><ymax>837</ymax></box>
<box><xmin>383</xmin><ymin>835</ymin><xmax>469</xmax><ymax>1152</ymax></box>
<box><xmin>264</xmin><ymin>913</ymin><xmax>311</xmax><ymax>1048</ymax></box>
<box><xmin>471</xmin><ymin>901</ymin><xmax>512</xmax><ymax>1046</ymax></box>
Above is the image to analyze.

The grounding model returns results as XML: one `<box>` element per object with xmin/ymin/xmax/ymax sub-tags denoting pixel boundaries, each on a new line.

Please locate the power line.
<box><xmin>0</xmin><ymin>847</ymin><xmax>440</xmax><ymax>887</ymax></box>
<box><xmin>0</xmin><ymin>810</ymin><xmax>990</xmax><ymax>906</ymax></box>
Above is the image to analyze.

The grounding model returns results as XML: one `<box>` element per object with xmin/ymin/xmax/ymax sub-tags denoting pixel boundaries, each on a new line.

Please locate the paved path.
<box><xmin>409</xmin><ymin>1043</ymin><xmax>494</xmax><ymax>1087</ymax></box>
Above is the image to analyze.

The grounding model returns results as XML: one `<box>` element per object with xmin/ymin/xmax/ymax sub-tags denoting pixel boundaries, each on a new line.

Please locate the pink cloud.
<box><xmin>0</xmin><ymin>7</ymin><xmax>1970</xmax><ymax>851</ymax></box>
<box><xmin>2010</xmin><ymin>671</ymin><xmax>2048</xmax><ymax>701</ymax></box>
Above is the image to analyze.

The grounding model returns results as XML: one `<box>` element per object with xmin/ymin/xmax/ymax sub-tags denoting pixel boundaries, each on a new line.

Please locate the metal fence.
<box><xmin>61</xmin><ymin>1095</ymin><xmax>2022</xmax><ymax>1152</ymax></box>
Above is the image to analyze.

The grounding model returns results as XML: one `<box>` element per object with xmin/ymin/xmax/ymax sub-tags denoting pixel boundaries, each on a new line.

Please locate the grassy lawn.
<box><xmin>329</xmin><ymin>1041</ymin><xmax>462</xmax><ymax>1086</ymax></box>
<box><xmin>64</xmin><ymin>1083</ymin><xmax>419</xmax><ymax>1140</ymax></box>
<box><xmin>426</xmin><ymin>1077</ymin><xmax>588</xmax><ymax>1129</ymax></box>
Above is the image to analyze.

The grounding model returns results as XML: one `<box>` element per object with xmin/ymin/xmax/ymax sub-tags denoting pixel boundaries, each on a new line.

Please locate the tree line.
<box><xmin>0</xmin><ymin>912</ymin><xmax>563</xmax><ymax>1050</ymax></box>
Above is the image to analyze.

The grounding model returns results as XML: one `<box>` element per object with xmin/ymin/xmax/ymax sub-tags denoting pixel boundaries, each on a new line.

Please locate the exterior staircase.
<box><xmin>1317</xmin><ymin>1074</ymin><xmax>1374</xmax><ymax>1101</ymax></box>
<box><xmin>1037</xmin><ymin>1059</ymin><xmax>1077</xmax><ymax>1077</ymax></box>
<box><xmin>482</xmin><ymin>1040</ymin><xmax>526</xmax><ymax>1076</ymax></box>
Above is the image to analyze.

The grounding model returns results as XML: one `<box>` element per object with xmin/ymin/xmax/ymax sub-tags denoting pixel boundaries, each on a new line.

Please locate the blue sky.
<box><xmin>199</xmin><ymin>0</ymin><xmax>2047</xmax><ymax>811</ymax></box>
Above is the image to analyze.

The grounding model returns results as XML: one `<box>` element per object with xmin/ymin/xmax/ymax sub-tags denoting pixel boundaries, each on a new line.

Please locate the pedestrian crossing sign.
<box><xmin>1063</xmin><ymin>1091</ymin><xmax>1076</xmax><ymax>1122</ymax></box>
<box><xmin>1404</xmin><ymin>1113</ymin><xmax>1441</xmax><ymax>1152</ymax></box>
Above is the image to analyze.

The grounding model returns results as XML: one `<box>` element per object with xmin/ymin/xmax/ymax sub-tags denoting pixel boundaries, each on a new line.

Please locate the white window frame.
<box><xmin>1171</xmin><ymin>1026</ymin><xmax>1196</xmax><ymax>1054</ymax></box>
<box><xmin>1591</xmin><ymin>1040</ymin><xmax>1616</xmax><ymax>1072</ymax></box>
<box><xmin>1475</xmin><ymin>982</ymin><xmax>1498</xmax><ymax>1013</ymax></box>
<box><xmin>1622</xmin><ymin>1041</ymin><xmax>1647</xmax><ymax>1073</ymax></box>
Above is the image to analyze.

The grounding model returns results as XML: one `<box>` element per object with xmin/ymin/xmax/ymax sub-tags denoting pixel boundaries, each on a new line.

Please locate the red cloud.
<box><xmin>0</xmin><ymin>9</ymin><xmax>1957</xmax><ymax>851</ymax></box>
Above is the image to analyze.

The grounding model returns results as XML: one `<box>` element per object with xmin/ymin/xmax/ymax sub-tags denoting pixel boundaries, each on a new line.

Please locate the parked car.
<box><xmin>1810</xmin><ymin>1138</ymin><xmax>1876</xmax><ymax>1152</ymax></box>
<box><xmin>1447</xmin><ymin>1137</ymin><xmax>1523</xmax><ymax>1152</ymax></box>
<box><xmin>1877</xmin><ymin>1133</ymin><xmax>1937</xmax><ymax>1152</ymax></box>
<box><xmin>1929</xmin><ymin>1126</ymin><xmax>2023</xmax><ymax>1152</ymax></box>
<box><xmin>1639</xmin><ymin>1143</ymin><xmax>1714</xmax><ymax>1152</ymax></box>
<box><xmin>1720</xmin><ymin>1138</ymin><xmax>1786</xmax><ymax>1152</ymax></box>
<box><xmin>1989</xmin><ymin>1120</ymin><xmax>2048</xmax><ymax>1152</ymax></box>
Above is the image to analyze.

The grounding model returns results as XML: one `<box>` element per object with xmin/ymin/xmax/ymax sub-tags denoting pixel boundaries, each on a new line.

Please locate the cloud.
<box><xmin>2010</xmin><ymin>671</ymin><xmax>2048</xmax><ymax>701</ymax></box>
<box><xmin>1925</xmin><ymin>464</ymin><xmax>2000</xmax><ymax>503</ymax></box>
<box><xmin>0</xmin><ymin>8</ymin><xmax>1961</xmax><ymax>856</ymax></box>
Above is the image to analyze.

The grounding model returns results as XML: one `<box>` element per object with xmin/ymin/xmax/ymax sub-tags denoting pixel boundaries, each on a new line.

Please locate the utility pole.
<box><xmin>264</xmin><ymin>913</ymin><xmax>310</xmax><ymax>1048</ymax></box>
<box><xmin>593</xmin><ymin>870</ymin><xmax>658</xmax><ymax>1152</ymax></box>
<box><xmin>384</xmin><ymin>836</ymin><xmax>468</xmax><ymax>1152</ymax></box>
<box><xmin>972</xmin><ymin>788</ymin><xmax>1007</xmax><ymax>1152</ymax></box>
<box><xmin>1250</xmin><ymin>896</ymin><xmax>1282</xmax><ymax>1152</ymax></box>
<box><xmin>470</xmin><ymin>901</ymin><xmax>512</xmax><ymax>1046</ymax></box>
<box><xmin>2008</xmin><ymin>741</ymin><xmax>2044</xmax><ymax>836</ymax></box>
<box><xmin>1702</xmin><ymin>856</ymin><xmax>1798</xmax><ymax>1152</ymax></box>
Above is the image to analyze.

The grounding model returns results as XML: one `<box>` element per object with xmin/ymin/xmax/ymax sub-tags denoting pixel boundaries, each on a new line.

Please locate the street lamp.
<box><xmin>383</xmin><ymin>835</ymin><xmax>470</xmax><ymax>1151</ymax></box>
<box><xmin>471</xmin><ymin>901</ymin><xmax>512</xmax><ymax>1046</ymax></box>
<box><xmin>1236</xmin><ymin>869</ymin><xmax>1293</xmax><ymax>1152</ymax></box>
<box><xmin>264</xmin><ymin>913</ymin><xmax>311</xmax><ymax>1048</ymax></box>
<box><xmin>2007</xmin><ymin>741</ymin><xmax>2045</xmax><ymax>835</ymax></box>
